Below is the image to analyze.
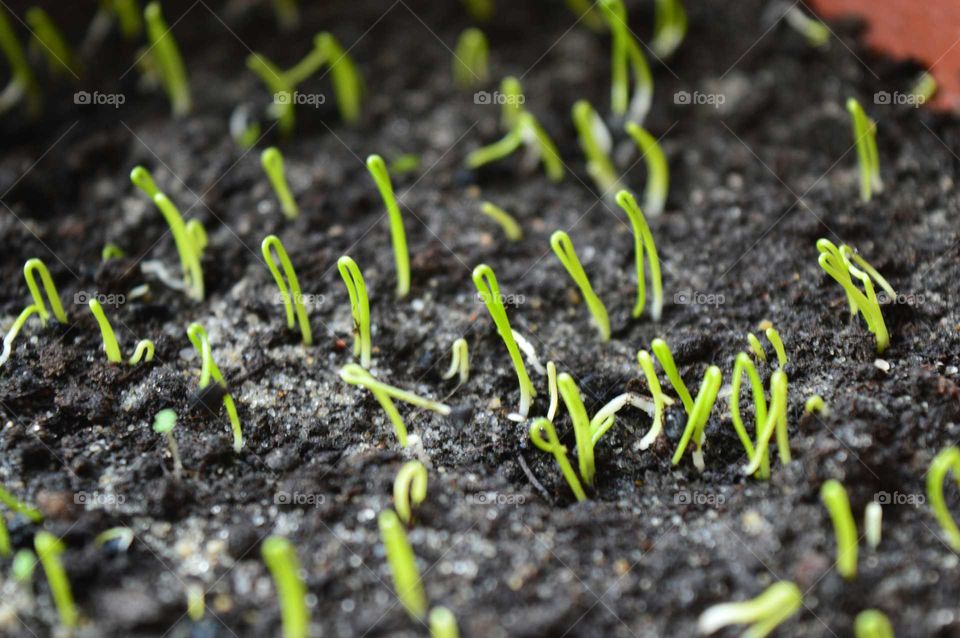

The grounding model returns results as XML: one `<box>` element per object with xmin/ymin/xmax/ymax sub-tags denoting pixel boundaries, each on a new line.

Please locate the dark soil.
<box><xmin>2</xmin><ymin>1</ymin><xmax>960</xmax><ymax>637</ymax></box>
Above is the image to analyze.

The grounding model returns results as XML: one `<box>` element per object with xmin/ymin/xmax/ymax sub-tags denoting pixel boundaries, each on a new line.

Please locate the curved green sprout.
<box><xmin>747</xmin><ymin>332</ymin><xmax>766</xmax><ymax>361</ymax></box>
<box><xmin>262</xmin><ymin>536</ymin><xmax>309</xmax><ymax>638</ymax></box>
<box><xmin>556</xmin><ymin>373</ymin><xmax>595</xmax><ymax>486</ymax></box>
<box><xmin>546</xmin><ymin>361</ymin><xmax>559</xmax><ymax>422</ymax></box>
<box><xmin>261</xmin><ymin>147</ymin><xmax>298</xmax><ymax>219</ymax></box>
<box><xmin>1</xmin><ymin>306</ymin><xmax>41</xmax><ymax>368</ymax></box>
<box><xmin>550</xmin><ymin>231</ymin><xmax>610</xmax><ymax>342</ymax></box>
<box><xmin>394</xmin><ymin>460</ymin><xmax>428</xmax><ymax>525</ymax></box>
<box><xmin>246</xmin><ymin>52</ymin><xmax>295</xmax><ymax>134</ymax></box>
<box><xmin>624</xmin><ymin>122</ymin><xmax>669</xmax><ymax>216</ymax></box>
<box><xmin>480</xmin><ymin>202</ymin><xmax>522</xmax><ymax>241</ymax></box>
<box><xmin>616</xmin><ymin>190</ymin><xmax>663</xmax><ymax>320</ymax></box>
<box><xmin>636</xmin><ymin>350</ymin><xmax>668</xmax><ymax>449</ymax></box>
<box><xmin>729</xmin><ymin>352</ymin><xmax>770</xmax><ymax>479</ymax></box>
<box><xmin>187</xmin><ymin>323</ymin><xmax>243</xmax><ymax>453</ymax></box>
<box><xmin>572</xmin><ymin>100</ymin><xmax>618</xmax><ymax>195</ymax></box>
<box><xmin>429</xmin><ymin>606</ymin><xmax>460</xmax><ymax>638</ymax></box>
<box><xmin>0</xmin><ymin>483</ymin><xmax>43</xmax><ymax>523</ymax></box>
<box><xmin>651</xmin><ymin>0</ymin><xmax>687</xmax><ymax>58</ymax></box>
<box><xmin>35</xmin><ymin>531</ymin><xmax>78</xmax><ymax>630</ymax></box>
<box><xmin>672</xmin><ymin>365</ymin><xmax>722</xmax><ymax>470</ymax></box>
<box><xmin>864</xmin><ymin>501</ymin><xmax>882</xmax><ymax>549</ymax></box>
<box><xmin>466</xmin><ymin>111</ymin><xmax>564</xmax><ymax>182</ymax></box>
<box><xmin>262</xmin><ymin>235</ymin><xmax>312</xmax><ymax>345</ymax></box>
<box><xmin>101</xmin><ymin>243</ymin><xmax>126</xmax><ymax>261</ymax></box>
<box><xmin>805</xmin><ymin>395</ymin><xmax>827</xmax><ymax>415</ymax></box>
<box><xmin>337</xmin><ymin>256</ymin><xmax>371</xmax><ymax>368</ymax></box>
<box><xmin>26</xmin><ymin>8</ymin><xmax>80</xmax><ymax>77</ymax></box>
<box><xmin>911</xmin><ymin>71</ymin><xmax>937</xmax><ymax>105</ymax></box>
<box><xmin>314</xmin><ymin>32</ymin><xmax>363</xmax><ymax>124</ymax></box>
<box><xmin>0</xmin><ymin>8</ymin><xmax>41</xmax><ymax>117</ymax></box>
<box><xmin>472</xmin><ymin>264</ymin><xmax>535</xmax><ymax>417</ymax></box>
<box><xmin>650</xmin><ymin>338</ymin><xmax>693</xmax><ymax>413</ymax></box>
<box><xmin>153</xmin><ymin>408</ymin><xmax>182</xmax><ymax>479</ymax></box>
<box><xmin>529</xmin><ymin>418</ymin><xmax>587</xmax><ymax>501</ymax></box>
<box><xmin>854</xmin><ymin>609</ymin><xmax>893</xmax><ymax>638</ymax></box>
<box><xmin>144</xmin><ymin>2</ymin><xmax>191</xmax><ymax>115</ymax></box>
<box><xmin>1</xmin><ymin>259</ymin><xmax>68</xmax><ymax>367</ymax></box>
<box><xmin>598</xmin><ymin>0</ymin><xmax>653</xmax><ymax>124</ymax></box>
<box><xmin>589</xmin><ymin>392</ymin><xmax>658</xmax><ymax>447</ymax></box>
<box><xmin>846</xmin><ymin>98</ymin><xmax>882</xmax><ymax>203</ymax></box>
<box><xmin>821</xmin><ymin>479</ymin><xmax>858</xmax><ymax>580</ymax></box>
<box><xmin>784</xmin><ymin>6</ymin><xmax>830</xmax><ymax>48</ymax></box>
<box><xmin>442</xmin><ymin>337</ymin><xmax>469</xmax><ymax>385</ymax></box>
<box><xmin>499</xmin><ymin>76</ymin><xmax>524</xmax><ymax>130</ymax></box>
<box><xmin>453</xmin><ymin>28</ymin><xmax>488</xmax><ymax>88</ymax></box>
<box><xmin>88</xmin><ymin>299</ymin><xmax>155</xmax><ymax>364</ymax></box>
<box><xmin>367</xmin><ymin>154</ymin><xmax>411</xmax><ymax>298</ymax></box>
<box><xmin>378</xmin><ymin>509</ymin><xmax>427</xmax><ymax>621</ymax></box>
<box><xmin>765</xmin><ymin>327</ymin><xmax>786</xmax><ymax>368</ymax></box>
<box><xmin>926</xmin><ymin>446</ymin><xmax>960</xmax><ymax>552</ymax></box>
<box><xmin>698</xmin><ymin>581</ymin><xmax>802</xmax><ymax>638</ymax></box>
<box><xmin>94</xmin><ymin>527</ymin><xmax>134</xmax><ymax>552</ymax></box>
<box><xmin>742</xmin><ymin>370</ymin><xmax>790</xmax><ymax>476</ymax></box>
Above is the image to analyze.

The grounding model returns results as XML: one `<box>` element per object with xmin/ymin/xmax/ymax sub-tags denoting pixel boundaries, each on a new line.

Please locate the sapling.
<box><xmin>729</xmin><ymin>352</ymin><xmax>770</xmax><ymax>479</ymax></box>
<box><xmin>698</xmin><ymin>580</ymin><xmax>802</xmax><ymax>637</ymax></box>
<box><xmin>598</xmin><ymin>0</ymin><xmax>653</xmax><ymax>124</ymax></box>
<box><xmin>864</xmin><ymin>501</ymin><xmax>882</xmax><ymax>549</ymax></box>
<box><xmin>35</xmin><ymin>531</ymin><xmax>78</xmax><ymax>630</ymax></box>
<box><xmin>25</xmin><ymin>8</ymin><xmax>80</xmax><ymax>77</ymax></box>
<box><xmin>651</xmin><ymin>0</ymin><xmax>687</xmax><ymax>58</ymax></box>
<box><xmin>550</xmin><ymin>231</ymin><xmax>610</xmax><ymax>341</ymax></box>
<box><xmin>821</xmin><ymin>479</ymin><xmax>858</xmax><ymax>579</ymax></box>
<box><xmin>262</xmin><ymin>235</ymin><xmax>312</xmax><ymax>345</ymax></box>
<box><xmin>153</xmin><ymin>408</ymin><xmax>182</xmax><ymax>479</ymax></box>
<box><xmin>616</xmin><ymin>190</ymin><xmax>663</xmax><ymax>320</ymax></box>
<box><xmin>0</xmin><ymin>484</ymin><xmax>43</xmax><ymax>522</ymax></box>
<box><xmin>572</xmin><ymin>100</ymin><xmax>618</xmax><ymax>195</ymax></box>
<box><xmin>261</xmin><ymin>147</ymin><xmax>299</xmax><ymax>219</ymax></box>
<box><xmin>367</xmin><ymin>154</ymin><xmax>411</xmax><ymax>298</ymax></box>
<box><xmin>378</xmin><ymin>509</ymin><xmax>427</xmax><ymax>621</ymax></box>
<box><xmin>480</xmin><ymin>202</ymin><xmax>522</xmax><ymax>241</ymax></box>
<box><xmin>847</xmin><ymin>98</ymin><xmax>882</xmax><ymax>203</ymax></box>
<box><xmin>926</xmin><ymin>446</ymin><xmax>960</xmax><ymax>551</ymax></box>
<box><xmin>186</xmin><ymin>323</ymin><xmax>243</xmax><ymax>453</ymax></box>
<box><xmin>636</xmin><ymin>349</ymin><xmax>669</xmax><ymax>449</ymax></box>
<box><xmin>672</xmin><ymin>365</ymin><xmax>722</xmax><ymax>471</ymax></box>
<box><xmin>394</xmin><ymin>460</ymin><xmax>428</xmax><ymax>525</ymax></box>
<box><xmin>262</xmin><ymin>535</ymin><xmax>309</xmax><ymax>638</ymax></box>
<box><xmin>529</xmin><ymin>418</ymin><xmax>587</xmax><ymax>501</ymax></box>
<box><xmin>453</xmin><ymin>28</ymin><xmax>489</xmax><ymax>88</ymax></box>
<box><xmin>784</xmin><ymin>6</ymin><xmax>830</xmax><ymax>47</ymax></box>
<box><xmin>556</xmin><ymin>373</ymin><xmax>595</xmax><ymax>486</ymax></box>
<box><xmin>466</xmin><ymin>111</ymin><xmax>564</xmax><ymax>182</ymax></box>
<box><xmin>742</xmin><ymin>370</ymin><xmax>790</xmax><ymax>476</ymax></box>
<box><xmin>1</xmin><ymin>258</ymin><xmax>68</xmax><ymax>367</ymax></box>
<box><xmin>472</xmin><ymin>264</ymin><xmax>536</xmax><ymax>417</ymax></box>
<box><xmin>88</xmin><ymin>299</ymin><xmax>155</xmax><ymax>364</ymax></box>
<box><xmin>765</xmin><ymin>327</ymin><xmax>786</xmax><ymax>367</ymax></box>
<box><xmin>747</xmin><ymin>332</ymin><xmax>766</xmax><ymax>361</ymax></box>
<box><xmin>650</xmin><ymin>338</ymin><xmax>693</xmax><ymax>413</ymax></box>
<box><xmin>0</xmin><ymin>7</ymin><xmax>41</xmax><ymax>116</ymax></box>
<box><xmin>624</xmin><ymin>122</ymin><xmax>669</xmax><ymax>216</ymax></box>
<box><xmin>144</xmin><ymin>2</ymin><xmax>191</xmax><ymax>115</ymax></box>
<box><xmin>337</xmin><ymin>256</ymin><xmax>371</xmax><ymax>368</ymax></box>
<box><xmin>429</xmin><ymin>606</ymin><xmax>460</xmax><ymax>638</ymax></box>
<box><xmin>442</xmin><ymin>337</ymin><xmax>469</xmax><ymax>385</ymax></box>
<box><xmin>854</xmin><ymin>609</ymin><xmax>894</xmax><ymax>638</ymax></box>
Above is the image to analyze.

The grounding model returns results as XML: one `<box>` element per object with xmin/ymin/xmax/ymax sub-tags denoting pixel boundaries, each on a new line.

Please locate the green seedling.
<box><xmin>187</xmin><ymin>323</ymin><xmax>243</xmax><ymax>453</ymax></box>
<box><xmin>12</xmin><ymin>548</ymin><xmax>36</xmax><ymax>583</ymax></box>
<box><xmin>0</xmin><ymin>513</ymin><xmax>9</xmax><ymax>556</ymax></box>
<box><xmin>462</xmin><ymin>0</ymin><xmax>494</xmax><ymax>21</ymax></box>
<box><xmin>698</xmin><ymin>581</ymin><xmax>802</xmax><ymax>637</ymax></box>
<box><xmin>625</xmin><ymin>122</ymin><xmax>669</xmax><ymax>216</ymax></box>
<box><xmin>671</xmin><ymin>365</ymin><xmax>722</xmax><ymax>471</ymax></box>
<box><xmin>153</xmin><ymin>408</ymin><xmax>182</xmax><ymax>479</ymax></box>
<box><xmin>846</xmin><ymin>98</ymin><xmax>882</xmax><ymax>203</ymax></box>
<box><xmin>556</xmin><ymin>373</ymin><xmax>595</xmax><ymax>486</ymax></box>
<box><xmin>821</xmin><ymin>479</ymin><xmax>858</xmax><ymax>579</ymax></box>
<box><xmin>927</xmin><ymin>446</ymin><xmax>960</xmax><ymax>552</ymax></box>
<box><xmin>784</xmin><ymin>6</ymin><xmax>830</xmax><ymax>48</ymax></box>
<box><xmin>805</xmin><ymin>395</ymin><xmax>827</xmax><ymax>415</ymax></box>
<box><xmin>314</xmin><ymin>32</ymin><xmax>363</xmax><ymax>123</ymax></box>
<box><xmin>636</xmin><ymin>350</ymin><xmax>669</xmax><ymax>449</ymax></box>
<box><xmin>499</xmin><ymin>75</ymin><xmax>524</xmax><ymax>130</ymax></box>
<box><xmin>566</xmin><ymin>0</ymin><xmax>605</xmax><ymax>31</ymax></box>
<box><xmin>747</xmin><ymin>332</ymin><xmax>765</xmax><ymax>361</ymax></box>
<box><xmin>0</xmin><ymin>7</ymin><xmax>41</xmax><ymax>116</ymax></box>
<box><xmin>480</xmin><ymin>201</ymin><xmax>522</xmax><ymax>241</ymax></box>
<box><xmin>466</xmin><ymin>110</ymin><xmax>564</xmax><ymax>182</ymax></box>
<box><xmin>144</xmin><ymin>2</ymin><xmax>191</xmax><ymax>115</ymax></box>
<box><xmin>550</xmin><ymin>231</ymin><xmax>610</xmax><ymax>341</ymax></box>
<box><xmin>101</xmin><ymin>243</ymin><xmax>126</xmax><ymax>261</ymax></box>
<box><xmin>649</xmin><ymin>337</ymin><xmax>693</xmax><ymax>413</ymax></box>
<box><xmin>261</xmin><ymin>147</ymin><xmax>299</xmax><ymax>219</ymax></box>
<box><xmin>378</xmin><ymin>509</ymin><xmax>427</xmax><ymax>621</ymax></box>
<box><xmin>26</xmin><ymin>8</ymin><xmax>80</xmax><ymax>77</ymax></box>
<box><xmin>35</xmin><ymin>531</ymin><xmax>78</xmax><ymax>630</ymax></box>
<box><xmin>572</xmin><ymin>100</ymin><xmax>618</xmax><ymax>195</ymax></box>
<box><xmin>911</xmin><ymin>71</ymin><xmax>937</xmax><ymax>104</ymax></box>
<box><xmin>88</xmin><ymin>299</ymin><xmax>155</xmax><ymax>364</ymax></box>
<box><xmin>529</xmin><ymin>418</ymin><xmax>587</xmax><ymax>501</ymax></box>
<box><xmin>729</xmin><ymin>352</ymin><xmax>770</xmax><ymax>479</ymax></box>
<box><xmin>453</xmin><ymin>28</ymin><xmax>488</xmax><ymax>88</ymax></box>
<box><xmin>272</xmin><ymin>0</ymin><xmax>299</xmax><ymax>30</ymax></box>
<box><xmin>262</xmin><ymin>536</ymin><xmax>309</xmax><ymax>638</ymax></box>
<box><xmin>472</xmin><ymin>264</ymin><xmax>536</xmax><ymax>417</ymax></box>
<box><xmin>651</xmin><ymin>0</ymin><xmax>687</xmax><ymax>58</ymax></box>
<box><xmin>765</xmin><ymin>327</ymin><xmax>786</xmax><ymax>367</ymax></box>
<box><xmin>546</xmin><ymin>361</ymin><xmax>558</xmax><ymax>422</ymax></box>
<box><xmin>262</xmin><ymin>235</ymin><xmax>312</xmax><ymax>345</ymax></box>
<box><xmin>339</xmin><ymin>364</ymin><xmax>451</xmax><ymax>447</ymax></box>
<box><xmin>589</xmin><ymin>392</ymin><xmax>658</xmax><ymax>447</ymax></box>
<box><xmin>616</xmin><ymin>190</ymin><xmax>663</xmax><ymax>320</ymax></box>
<box><xmin>864</xmin><ymin>501</ymin><xmax>882</xmax><ymax>549</ymax></box>
<box><xmin>599</xmin><ymin>0</ymin><xmax>653</xmax><ymax>124</ymax></box>
<box><xmin>186</xmin><ymin>582</ymin><xmax>205</xmax><ymax>621</ymax></box>
<box><xmin>742</xmin><ymin>370</ymin><xmax>790</xmax><ymax>476</ymax></box>
<box><xmin>109</xmin><ymin>0</ymin><xmax>142</xmax><ymax>38</ymax></box>
<box><xmin>854</xmin><ymin>609</ymin><xmax>894</xmax><ymax>638</ymax></box>
<box><xmin>390</xmin><ymin>153</ymin><xmax>421</xmax><ymax>175</ymax></box>
<box><xmin>1</xmin><ymin>258</ymin><xmax>68</xmax><ymax>367</ymax></box>
<box><xmin>442</xmin><ymin>337</ymin><xmax>469</xmax><ymax>385</ymax></box>
<box><xmin>429</xmin><ymin>606</ymin><xmax>460</xmax><ymax>638</ymax></box>
<box><xmin>93</xmin><ymin>527</ymin><xmax>134</xmax><ymax>552</ymax></box>
<box><xmin>0</xmin><ymin>483</ymin><xmax>43</xmax><ymax>522</ymax></box>
<box><xmin>367</xmin><ymin>154</ymin><xmax>411</xmax><ymax>298</ymax></box>
<box><xmin>337</xmin><ymin>256</ymin><xmax>371</xmax><ymax>368</ymax></box>
<box><xmin>394</xmin><ymin>460</ymin><xmax>428</xmax><ymax>525</ymax></box>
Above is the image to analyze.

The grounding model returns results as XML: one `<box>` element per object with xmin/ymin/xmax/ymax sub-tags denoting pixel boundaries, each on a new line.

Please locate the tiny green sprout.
<box><xmin>110</xmin><ymin>0</ymin><xmax>142</xmax><ymax>39</ymax></box>
<box><xmin>0</xmin><ymin>512</ymin><xmax>9</xmax><ymax>556</ymax></box>
<box><xmin>144</xmin><ymin>2</ymin><xmax>191</xmax><ymax>115</ymax></box>
<box><xmin>261</xmin><ymin>147</ymin><xmax>299</xmax><ymax>219</ymax></box>
<box><xmin>93</xmin><ymin>527</ymin><xmax>134</xmax><ymax>552</ymax></box>
<box><xmin>499</xmin><ymin>75</ymin><xmax>524</xmax><ymax>130</ymax></box>
<box><xmin>589</xmin><ymin>392</ymin><xmax>658</xmax><ymax>446</ymax></box>
<box><xmin>864</xmin><ymin>501</ymin><xmax>882</xmax><ymax>549</ymax></box>
<box><xmin>821</xmin><ymin>479</ymin><xmax>858</xmax><ymax>580</ymax></box>
<box><xmin>765</xmin><ymin>326</ymin><xmax>787</xmax><ymax>368</ymax></box>
<box><xmin>367</xmin><ymin>154</ymin><xmax>411</xmax><ymax>298</ymax></box>
<box><xmin>339</xmin><ymin>364</ymin><xmax>451</xmax><ymax>447</ymax></box>
<box><xmin>187</xmin><ymin>323</ymin><xmax>243</xmax><ymax>453</ymax></box>
<box><xmin>742</xmin><ymin>370</ymin><xmax>790</xmax><ymax>476</ymax></box>
<box><xmin>566</xmin><ymin>0</ymin><xmax>605</xmax><ymax>32</ymax></box>
<box><xmin>729</xmin><ymin>352</ymin><xmax>770</xmax><ymax>479</ymax></box>
<box><xmin>805</xmin><ymin>395</ymin><xmax>827</xmax><ymax>415</ymax></box>
<box><xmin>480</xmin><ymin>202</ymin><xmax>522</xmax><ymax>241</ymax></box>
<box><xmin>854</xmin><ymin>609</ymin><xmax>894</xmax><ymax>638</ymax></box>
<box><xmin>378</xmin><ymin>509</ymin><xmax>428</xmax><ymax>621</ymax></box>
<box><xmin>429</xmin><ymin>606</ymin><xmax>460</xmax><ymax>638</ymax></box>
<box><xmin>546</xmin><ymin>361</ymin><xmax>559</xmax><ymax>422</ymax></box>
<box><xmin>35</xmin><ymin>531</ymin><xmax>78</xmax><ymax>630</ymax></box>
<box><xmin>453</xmin><ymin>28</ymin><xmax>489</xmax><ymax>88</ymax></box>
<box><xmin>462</xmin><ymin>0</ymin><xmax>494</xmax><ymax>21</ymax></box>
<box><xmin>650</xmin><ymin>338</ymin><xmax>693</xmax><ymax>413</ymax></box>
<box><xmin>698</xmin><ymin>580</ymin><xmax>802</xmax><ymax>637</ymax></box>
<box><xmin>550</xmin><ymin>231</ymin><xmax>610</xmax><ymax>342</ymax></box>
<box><xmin>442</xmin><ymin>338</ymin><xmax>469</xmax><ymax>385</ymax></box>
<box><xmin>0</xmin><ymin>483</ymin><xmax>43</xmax><ymax>522</ymax></box>
<box><xmin>101</xmin><ymin>243</ymin><xmax>126</xmax><ymax>261</ymax></box>
<box><xmin>747</xmin><ymin>332</ymin><xmax>766</xmax><ymax>361</ymax></box>
<box><xmin>911</xmin><ymin>71</ymin><xmax>937</xmax><ymax>105</ymax></box>
<box><xmin>272</xmin><ymin>0</ymin><xmax>299</xmax><ymax>31</ymax></box>
<box><xmin>390</xmin><ymin>153</ymin><xmax>421</xmax><ymax>175</ymax></box>
<box><xmin>616</xmin><ymin>190</ymin><xmax>663</xmax><ymax>320</ymax></box>
<box><xmin>636</xmin><ymin>350</ymin><xmax>668</xmax><ymax>449</ymax></box>
<box><xmin>24</xmin><ymin>258</ymin><xmax>67</xmax><ymax>325</ymax></box>
<box><xmin>262</xmin><ymin>536</ymin><xmax>309</xmax><ymax>638</ymax></box>
<box><xmin>672</xmin><ymin>365</ymin><xmax>722</xmax><ymax>471</ymax></box>
<box><xmin>556</xmin><ymin>373</ymin><xmax>595</xmax><ymax>486</ymax></box>
<box><xmin>529</xmin><ymin>418</ymin><xmax>587</xmax><ymax>501</ymax></box>
<box><xmin>186</xmin><ymin>582</ymin><xmax>205</xmax><ymax>621</ymax></box>
<box><xmin>926</xmin><ymin>446</ymin><xmax>960</xmax><ymax>552</ymax></box>
<box><xmin>337</xmin><ymin>256</ymin><xmax>371</xmax><ymax>368</ymax></box>
<box><xmin>25</xmin><ymin>8</ymin><xmax>80</xmax><ymax>77</ymax></box>
<box><xmin>153</xmin><ymin>408</ymin><xmax>182</xmax><ymax>479</ymax></box>
<box><xmin>262</xmin><ymin>235</ymin><xmax>312</xmax><ymax>345</ymax></box>
<box><xmin>572</xmin><ymin>100</ymin><xmax>618</xmax><ymax>195</ymax></box>
<box><xmin>12</xmin><ymin>548</ymin><xmax>36</xmax><ymax>583</ymax></box>
<box><xmin>624</xmin><ymin>123</ymin><xmax>669</xmax><ymax>216</ymax></box>
<box><xmin>846</xmin><ymin>98</ymin><xmax>882</xmax><ymax>203</ymax></box>
<box><xmin>472</xmin><ymin>264</ymin><xmax>536</xmax><ymax>417</ymax></box>
<box><xmin>88</xmin><ymin>299</ymin><xmax>155</xmax><ymax>364</ymax></box>
<box><xmin>0</xmin><ymin>7</ymin><xmax>41</xmax><ymax>116</ymax></box>
<box><xmin>651</xmin><ymin>0</ymin><xmax>687</xmax><ymax>58</ymax></box>
<box><xmin>394</xmin><ymin>460</ymin><xmax>428</xmax><ymax>526</ymax></box>
<box><xmin>466</xmin><ymin>110</ymin><xmax>564</xmax><ymax>183</ymax></box>
<box><xmin>784</xmin><ymin>6</ymin><xmax>830</xmax><ymax>48</ymax></box>
<box><xmin>598</xmin><ymin>0</ymin><xmax>653</xmax><ymax>124</ymax></box>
